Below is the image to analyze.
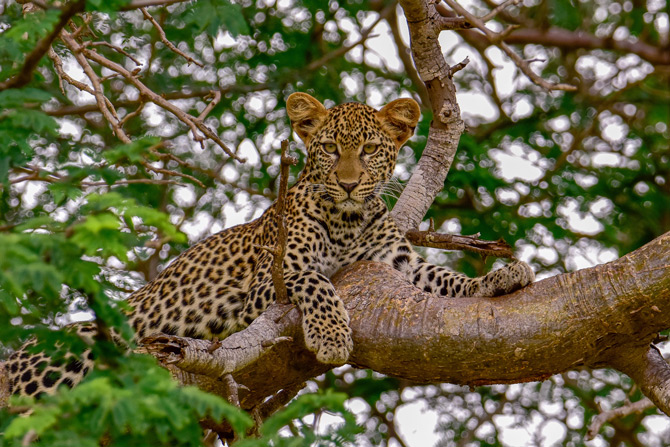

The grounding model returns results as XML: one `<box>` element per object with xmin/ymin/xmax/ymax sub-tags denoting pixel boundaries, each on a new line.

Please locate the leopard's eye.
<box><xmin>322</xmin><ymin>143</ymin><xmax>337</xmax><ymax>154</ymax></box>
<box><xmin>363</xmin><ymin>143</ymin><xmax>378</xmax><ymax>155</ymax></box>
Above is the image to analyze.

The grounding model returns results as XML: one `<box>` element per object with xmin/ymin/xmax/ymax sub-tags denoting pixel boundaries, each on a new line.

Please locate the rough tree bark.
<box><xmin>389</xmin><ymin>0</ymin><xmax>467</xmax><ymax>233</ymax></box>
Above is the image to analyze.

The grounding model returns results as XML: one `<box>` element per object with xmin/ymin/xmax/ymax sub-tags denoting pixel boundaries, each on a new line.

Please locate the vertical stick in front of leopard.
<box><xmin>0</xmin><ymin>361</ymin><xmax>9</xmax><ymax>408</ymax></box>
<box><xmin>271</xmin><ymin>140</ymin><xmax>298</xmax><ymax>305</ymax></box>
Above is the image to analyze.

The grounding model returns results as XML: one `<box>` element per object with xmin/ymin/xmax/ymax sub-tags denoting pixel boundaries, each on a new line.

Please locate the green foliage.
<box><xmin>0</xmin><ymin>8</ymin><xmax>59</xmax><ymax>78</ymax></box>
<box><xmin>0</xmin><ymin>355</ymin><xmax>253</xmax><ymax>446</ymax></box>
<box><xmin>86</xmin><ymin>0</ymin><xmax>132</xmax><ymax>13</ymax></box>
<box><xmin>549</xmin><ymin>0</ymin><xmax>582</xmax><ymax>30</ymax></box>
<box><xmin>187</xmin><ymin>0</ymin><xmax>250</xmax><ymax>36</ymax></box>
<box><xmin>0</xmin><ymin>88</ymin><xmax>58</xmax><ymax>182</ymax></box>
<box><xmin>237</xmin><ymin>391</ymin><xmax>360</xmax><ymax>447</ymax></box>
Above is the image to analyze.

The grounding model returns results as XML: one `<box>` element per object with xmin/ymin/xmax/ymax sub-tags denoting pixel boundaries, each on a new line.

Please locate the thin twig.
<box><xmin>121</xmin><ymin>0</ymin><xmax>193</xmax><ymax>10</ymax></box>
<box><xmin>306</xmin><ymin>3</ymin><xmax>395</xmax><ymax>71</ymax></box>
<box><xmin>21</xmin><ymin>429</ymin><xmax>38</xmax><ymax>447</ymax></box>
<box><xmin>81</xmin><ymin>48</ymin><xmax>240</xmax><ymax>160</ymax></box>
<box><xmin>151</xmin><ymin>146</ymin><xmax>273</xmax><ymax>198</ymax></box>
<box><xmin>441</xmin><ymin>0</ymin><xmax>577</xmax><ymax>91</ymax></box>
<box><xmin>480</xmin><ymin>0</ymin><xmax>522</xmax><ymax>22</ymax></box>
<box><xmin>43</xmin><ymin>84</ymin><xmax>270</xmax><ymax>117</ymax></box>
<box><xmin>84</xmin><ymin>178</ymin><xmax>184</xmax><ymax>187</ymax></box>
<box><xmin>197</xmin><ymin>90</ymin><xmax>222</xmax><ymax>121</ymax></box>
<box><xmin>70</xmin><ymin>13</ymin><xmax>94</xmax><ymax>40</ymax></box>
<box><xmin>141</xmin><ymin>7</ymin><xmax>203</xmax><ymax>67</ymax></box>
<box><xmin>119</xmin><ymin>101</ymin><xmax>146</xmax><ymax>126</ymax></box>
<box><xmin>88</xmin><ymin>41</ymin><xmax>142</xmax><ymax>66</ymax></box>
<box><xmin>260</xmin><ymin>336</ymin><xmax>293</xmax><ymax>348</ymax></box>
<box><xmin>141</xmin><ymin>160</ymin><xmax>206</xmax><ymax>188</ymax></box>
<box><xmin>60</xmin><ymin>30</ymin><xmax>131</xmax><ymax>143</ymax></box>
<box><xmin>255</xmin><ymin>382</ymin><xmax>306</xmax><ymax>420</ymax></box>
<box><xmin>221</xmin><ymin>374</ymin><xmax>241</xmax><ymax>407</ymax></box>
<box><xmin>448</xmin><ymin>56</ymin><xmax>470</xmax><ymax>77</ymax></box>
<box><xmin>48</xmin><ymin>47</ymin><xmax>95</xmax><ymax>96</ymax></box>
<box><xmin>587</xmin><ymin>398</ymin><xmax>655</xmax><ymax>440</ymax></box>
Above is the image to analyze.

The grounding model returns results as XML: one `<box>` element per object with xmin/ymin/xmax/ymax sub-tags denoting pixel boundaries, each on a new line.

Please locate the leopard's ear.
<box><xmin>376</xmin><ymin>98</ymin><xmax>421</xmax><ymax>148</ymax></box>
<box><xmin>286</xmin><ymin>93</ymin><xmax>328</xmax><ymax>144</ymax></box>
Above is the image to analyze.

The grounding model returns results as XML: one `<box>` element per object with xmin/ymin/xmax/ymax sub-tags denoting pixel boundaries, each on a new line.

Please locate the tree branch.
<box><xmin>456</xmin><ymin>24</ymin><xmax>670</xmax><ymax>67</ymax></box>
<box><xmin>388</xmin><ymin>7</ymin><xmax>431</xmax><ymax>109</ymax></box>
<box><xmin>441</xmin><ymin>0</ymin><xmax>577</xmax><ymax>91</ymax></box>
<box><xmin>121</xmin><ymin>0</ymin><xmax>193</xmax><ymax>10</ymax></box>
<box><xmin>140</xmin><ymin>7</ymin><xmax>203</xmax><ymax>68</ymax></box>
<box><xmin>391</xmin><ymin>0</ymin><xmax>465</xmax><ymax>233</ymax></box>
<box><xmin>0</xmin><ymin>0</ymin><xmax>85</xmax><ymax>91</ymax></box>
<box><xmin>271</xmin><ymin>141</ymin><xmax>297</xmax><ymax>304</ymax></box>
<box><xmin>80</xmin><ymin>48</ymin><xmax>240</xmax><ymax>160</ymax></box>
<box><xmin>502</xmin><ymin>27</ymin><xmax>669</xmax><ymax>66</ymax></box>
<box><xmin>587</xmin><ymin>397</ymin><xmax>655</xmax><ymax>440</ymax></box>
<box><xmin>405</xmin><ymin>229</ymin><xmax>514</xmax><ymax>258</ymax></box>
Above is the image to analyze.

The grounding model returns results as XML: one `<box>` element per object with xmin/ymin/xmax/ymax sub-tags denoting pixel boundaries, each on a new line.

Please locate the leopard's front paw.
<box><xmin>303</xmin><ymin>315</ymin><xmax>353</xmax><ymax>365</ymax></box>
<box><xmin>480</xmin><ymin>260</ymin><xmax>535</xmax><ymax>297</ymax></box>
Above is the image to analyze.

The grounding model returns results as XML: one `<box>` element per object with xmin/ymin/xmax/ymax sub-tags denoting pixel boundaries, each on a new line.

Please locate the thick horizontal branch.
<box><xmin>442</xmin><ymin>0</ymin><xmax>576</xmax><ymax>91</ymax></box>
<box><xmin>335</xmin><ymin>231</ymin><xmax>670</xmax><ymax>414</ymax></box>
<box><xmin>140</xmin><ymin>304</ymin><xmax>329</xmax><ymax>410</ymax></box>
<box><xmin>140</xmin><ymin>231</ymin><xmax>670</xmax><ymax>416</ymax></box>
<box><xmin>141</xmin><ymin>305</ymin><xmax>295</xmax><ymax>378</ymax></box>
<box><xmin>507</xmin><ymin>28</ymin><xmax>670</xmax><ymax>66</ymax></box>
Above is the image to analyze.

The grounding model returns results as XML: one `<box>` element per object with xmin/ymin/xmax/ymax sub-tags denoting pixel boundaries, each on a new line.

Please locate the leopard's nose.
<box><xmin>338</xmin><ymin>181</ymin><xmax>359</xmax><ymax>193</ymax></box>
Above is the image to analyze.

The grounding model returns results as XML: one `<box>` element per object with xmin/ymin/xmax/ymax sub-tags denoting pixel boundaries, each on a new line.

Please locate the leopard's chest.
<box><xmin>283</xmin><ymin>217</ymin><xmax>366</xmax><ymax>278</ymax></box>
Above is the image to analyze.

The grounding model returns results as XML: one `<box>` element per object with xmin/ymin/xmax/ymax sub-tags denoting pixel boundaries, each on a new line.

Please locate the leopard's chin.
<box><xmin>335</xmin><ymin>198</ymin><xmax>365</xmax><ymax>211</ymax></box>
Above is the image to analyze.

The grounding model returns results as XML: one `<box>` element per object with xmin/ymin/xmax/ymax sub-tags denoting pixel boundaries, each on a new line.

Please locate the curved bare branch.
<box><xmin>391</xmin><ymin>0</ymin><xmax>465</xmax><ymax>233</ymax></box>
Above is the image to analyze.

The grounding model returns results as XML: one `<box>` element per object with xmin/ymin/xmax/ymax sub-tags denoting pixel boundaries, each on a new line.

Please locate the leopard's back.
<box><xmin>127</xmin><ymin>210</ymin><xmax>274</xmax><ymax>342</ymax></box>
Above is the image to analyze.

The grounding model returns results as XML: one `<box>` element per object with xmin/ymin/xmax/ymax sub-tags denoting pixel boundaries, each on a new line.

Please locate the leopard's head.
<box><xmin>286</xmin><ymin>92</ymin><xmax>420</xmax><ymax>210</ymax></box>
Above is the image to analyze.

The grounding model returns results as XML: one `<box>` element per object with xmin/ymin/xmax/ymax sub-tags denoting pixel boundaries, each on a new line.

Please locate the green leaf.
<box><xmin>186</xmin><ymin>0</ymin><xmax>250</xmax><ymax>36</ymax></box>
<box><xmin>0</xmin><ymin>88</ymin><xmax>53</xmax><ymax>107</ymax></box>
<box><xmin>4</xmin><ymin>109</ymin><xmax>58</xmax><ymax>135</ymax></box>
<box><xmin>5</xmin><ymin>406</ymin><xmax>61</xmax><ymax>438</ymax></box>
<box><xmin>549</xmin><ymin>0</ymin><xmax>581</xmax><ymax>31</ymax></box>
<box><xmin>103</xmin><ymin>137</ymin><xmax>161</xmax><ymax>164</ymax></box>
<box><xmin>260</xmin><ymin>391</ymin><xmax>349</xmax><ymax>436</ymax></box>
<box><xmin>86</xmin><ymin>0</ymin><xmax>132</xmax><ymax>13</ymax></box>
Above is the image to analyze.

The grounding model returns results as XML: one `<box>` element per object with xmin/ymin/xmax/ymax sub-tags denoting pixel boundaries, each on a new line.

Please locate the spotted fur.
<box><xmin>5</xmin><ymin>93</ymin><xmax>534</xmax><ymax>397</ymax></box>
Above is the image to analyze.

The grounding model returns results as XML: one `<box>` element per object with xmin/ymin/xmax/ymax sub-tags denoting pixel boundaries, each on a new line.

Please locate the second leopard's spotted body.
<box><xmin>6</xmin><ymin>93</ymin><xmax>534</xmax><ymax>397</ymax></box>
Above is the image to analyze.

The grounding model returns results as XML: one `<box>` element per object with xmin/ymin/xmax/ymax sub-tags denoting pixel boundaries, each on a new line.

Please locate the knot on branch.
<box><xmin>437</xmin><ymin>101</ymin><xmax>464</xmax><ymax>127</ymax></box>
<box><xmin>140</xmin><ymin>334</ymin><xmax>188</xmax><ymax>363</ymax></box>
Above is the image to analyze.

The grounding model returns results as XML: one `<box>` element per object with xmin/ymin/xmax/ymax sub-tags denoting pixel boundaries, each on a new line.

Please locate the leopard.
<box><xmin>4</xmin><ymin>92</ymin><xmax>535</xmax><ymax>398</ymax></box>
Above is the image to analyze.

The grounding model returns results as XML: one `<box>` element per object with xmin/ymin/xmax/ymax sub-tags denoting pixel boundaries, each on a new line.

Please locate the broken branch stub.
<box><xmin>405</xmin><ymin>230</ymin><xmax>514</xmax><ymax>258</ymax></box>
